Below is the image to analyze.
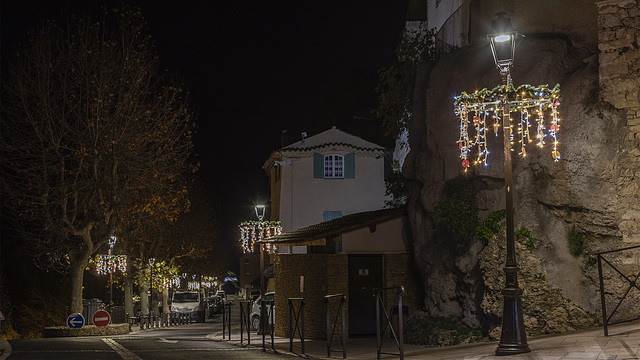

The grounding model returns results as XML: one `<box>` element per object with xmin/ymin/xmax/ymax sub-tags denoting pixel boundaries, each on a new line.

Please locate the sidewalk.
<box><xmin>208</xmin><ymin>320</ymin><xmax>640</xmax><ymax>360</ymax></box>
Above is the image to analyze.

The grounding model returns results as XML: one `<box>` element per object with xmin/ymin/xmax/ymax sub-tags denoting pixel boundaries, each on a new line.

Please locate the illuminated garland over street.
<box><xmin>454</xmin><ymin>84</ymin><xmax>561</xmax><ymax>171</ymax></box>
<box><xmin>96</xmin><ymin>254</ymin><xmax>127</xmax><ymax>275</ymax></box>
<box><xmin>239</xmin><ymin>220</ymin><xmax>282</xmax><ymax>254</ymax></box>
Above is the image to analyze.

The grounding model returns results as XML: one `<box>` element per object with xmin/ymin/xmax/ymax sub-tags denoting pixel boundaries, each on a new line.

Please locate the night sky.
<box><xmin>1</xmin><ymin>0</ymin><xmax>409</xmax><ymax>271</ymax></box>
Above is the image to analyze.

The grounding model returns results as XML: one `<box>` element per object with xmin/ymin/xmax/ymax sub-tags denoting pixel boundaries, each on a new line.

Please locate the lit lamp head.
<box><xmin>109</xmin><ymin>236</ymin><xmax>117</xmax><ymax>249</ymax></box>
<box><xmin>149</xmin><ymin>257</ymin><xmax>155</xmax><ymax>266</ymax></box>
<box><xmin>487</xmin><ymin>12</ymin><xmax>518</xmax><ymax>74</ymax></box>
<box><xmin>255</xmin><ymin>204</ymin><xmax>266</xmax><ymax>221</ymax></box>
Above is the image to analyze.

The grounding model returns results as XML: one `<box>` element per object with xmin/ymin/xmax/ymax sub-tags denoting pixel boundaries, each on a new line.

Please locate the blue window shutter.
<box><xmin>344</xmin><ymin>153</ymin><xmax>355</xmax><ymax>178</ymax></box>
<box><xmin>313</xmin><ymin>153</ymin><xmax>324</xmax><ymax>178</ymax></box>
<box><xmin>323</xmin><ymin>211</ymin><xmax>342</xmax><ymax>222</ymax></box>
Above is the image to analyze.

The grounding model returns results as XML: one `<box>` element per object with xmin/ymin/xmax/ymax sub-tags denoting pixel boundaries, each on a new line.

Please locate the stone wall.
<box><xmin>44</xmin><ymin>324</ymin><xmax>129</xmax><ymax>337</ymax></box>
<box><xmin>274</xmin><ymin>253</ymin><xmax>420</xmax><ymax>339</ymax></box>
<box><xmin>597</xmin><ymin>0</ymin><xmax>640</xmax><ymax>246</ymax></box>
<box><xmin>274</xmin><ymin>253</ymin><xmax>329</xmax><ymax>339</ymax></box>
<box><xmin>384</xmin><ymin>253</ymin><xmax>424</xmax><ymax>317</ymax></box>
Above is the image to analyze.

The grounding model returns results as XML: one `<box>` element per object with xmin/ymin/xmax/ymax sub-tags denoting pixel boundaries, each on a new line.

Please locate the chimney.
<box><xmin>281</xmin><ymin>130</ymin><xmax>289</xmax><ymax>148</ymax></box>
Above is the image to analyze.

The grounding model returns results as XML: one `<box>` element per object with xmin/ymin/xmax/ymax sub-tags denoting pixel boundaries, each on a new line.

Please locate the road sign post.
<box><xmin>93</xmin><ymin>310</ymin><xmax>111</xmax><ymax>327</ymax></box>
<box><xmin>67</xmin><ymin>313</ymin><xmax>85</xmax><ymax>329</ymax></box>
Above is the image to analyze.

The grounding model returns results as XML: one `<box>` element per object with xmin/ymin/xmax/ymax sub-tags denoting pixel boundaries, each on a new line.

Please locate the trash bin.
<box><xmin>82</xmin><ymin>298</ymin><xmax>105</xmax><ymax>325</ymax></box>
<box><xmin>391</xmin><ymin>305</ymin><xmax>408</xmax><ymax>338</ymax></box>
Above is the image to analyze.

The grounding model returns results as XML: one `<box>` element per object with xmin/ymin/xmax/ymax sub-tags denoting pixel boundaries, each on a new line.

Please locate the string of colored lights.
<box><xmin>239</xmin><ymin>220</ymin><xmax>282</xmax><ymax>254</ymax></box>
<box><xmin>96</xmin><ymin>254</ymin><xmax>127</xmax><ymax>275</ymax></box>
<box><xmin>454</xmin><ymin>84</ymin><xmax>561</xmax><ymax>171</ymax></box>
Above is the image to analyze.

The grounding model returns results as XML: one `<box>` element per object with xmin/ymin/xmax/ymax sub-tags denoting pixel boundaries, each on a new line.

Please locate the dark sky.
<box><xmin>1</xmin><ymin>0</ymin><xmax>409</xmax><ymax>270</ymax></box>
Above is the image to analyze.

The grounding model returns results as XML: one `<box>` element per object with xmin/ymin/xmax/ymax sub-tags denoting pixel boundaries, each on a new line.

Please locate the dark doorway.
<box><xmin>348</xmin><ymin>254</ymin><xmax>383</xmax><ymax>336</ymax></box>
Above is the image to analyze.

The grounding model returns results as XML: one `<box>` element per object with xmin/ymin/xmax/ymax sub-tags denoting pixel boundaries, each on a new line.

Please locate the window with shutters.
<box><xmin>314</xmin><ymin>152</ymin><xmax>355</xmax><ymax>179</ymax></box>
<box><xmin>324</xmin><ymin>154</ymin><xmax>344</xmax><ymax>178</ymax></box>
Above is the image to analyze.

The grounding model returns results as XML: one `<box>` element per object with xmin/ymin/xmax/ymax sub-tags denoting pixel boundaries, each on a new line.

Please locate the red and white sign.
<box><xmin>92</xmin><ymin>310</ymin><xmax>111</xmax><ymax>327</ymax></box>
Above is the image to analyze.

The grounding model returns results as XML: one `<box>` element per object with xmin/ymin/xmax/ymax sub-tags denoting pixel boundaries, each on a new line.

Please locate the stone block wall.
<box><xmin>274</xmin><ymin>252</ymin><xmax>420</xmax><ymax>340</ymax></box>
<box><xmin>44</xmin><ymin>324</ymin><xmax>129</xmax><ymax>337</ymax></box>
<box><xmin>384</xmin><ymin>253</ymin><xmax>424</xmax><ymax>317</ymax></box>
<box><xmin>597</xmin><ymin>0</ymin><xmax>640</xmax><ymax>140</ymax></box>
<box><xmin>274</xmin><ymin>253</ymin><xmax>330</xmax><ymax>339</ymax></box>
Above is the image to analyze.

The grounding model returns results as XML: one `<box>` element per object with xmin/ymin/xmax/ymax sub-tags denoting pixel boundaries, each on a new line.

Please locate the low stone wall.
<box><xmin>44</xmin><ymin>324</ymin><xmax>129</xmax><ymax>338</ymax></box>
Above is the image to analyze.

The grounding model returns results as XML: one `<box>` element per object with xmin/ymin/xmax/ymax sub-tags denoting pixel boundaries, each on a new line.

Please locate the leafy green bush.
<box><xmin>567</xmin><ymin>226</ymin><xmax>584</xmax><ymax>255</ymax></box>
<box><xmin>476</xmin><ymin>210</ymin><xmax>505</xmax><ymax>245</ymax></box>
<box><xmin>434</xmin><ymin>176</ymin><xmax>478</xmax><ymax>243</ymax></box>
<box><xmin>516</xmin><ymin>227</ymin><xmax>537</xmax><ymax>253</ymax></box>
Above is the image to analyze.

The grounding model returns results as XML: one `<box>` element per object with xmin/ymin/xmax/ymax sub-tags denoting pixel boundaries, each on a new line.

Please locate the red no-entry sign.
<box><xmin>92</xmin><ymin>310</ymin><xmax>111</xmax><ymax>327</ymax></box>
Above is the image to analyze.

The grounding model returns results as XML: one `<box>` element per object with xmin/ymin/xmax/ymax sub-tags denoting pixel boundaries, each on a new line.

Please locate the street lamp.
<box><xmin>487</xmin><ymin>12</ymin><xmax>530</xmax><ymax>356</ymax></box>
<box><xmin>149</xmin><ymin>257</ymin><xmax>155</xmax><ymax>317</ymax></box>
<box><xmin>108</xmin><ymin>236</ymin><xmax>117</xmax><ymax>307</ymax></box>
<box><xmin>255</xmin><ymin>204</ymin><xmax>266</xmax><ymax>221</ymax></box>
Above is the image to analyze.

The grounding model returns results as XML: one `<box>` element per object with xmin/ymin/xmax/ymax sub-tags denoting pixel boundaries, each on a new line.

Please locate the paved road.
<box><xmin>1</xmin><ymin>314</ymin><xmax>293</xmax><ymax>360</ymax></box>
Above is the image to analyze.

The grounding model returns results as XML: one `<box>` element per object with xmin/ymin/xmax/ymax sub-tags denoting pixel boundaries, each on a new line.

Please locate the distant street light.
<box><xmin>486</xmin><ymin>13</ymin><xmax>530</xmax><ymax>356</ymax></box>
<box><xmin>108</xmin><ymin>236</ymin><xmax>117</xmax><ymax>307</ymax></box>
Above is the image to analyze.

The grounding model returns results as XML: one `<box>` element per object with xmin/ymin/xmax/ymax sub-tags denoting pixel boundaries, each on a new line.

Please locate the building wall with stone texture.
<box><xmin>597</xmin><ymin>0</ymin><xmax>640</xmax><ymax>243</ymax></box>
<box><xmin>384</xmin><ymin>253</ymin><xmax>424</xmax><ymax>317</ymax></box>
<box><xmin>273</xmin><ymin>253</ymin><xmax>329</xmax><ymax>339</ymax></box>
<box><xmin>274</xmin><ymin>252</ymin><xmax>420</xmax><ymax>340</ymax></box>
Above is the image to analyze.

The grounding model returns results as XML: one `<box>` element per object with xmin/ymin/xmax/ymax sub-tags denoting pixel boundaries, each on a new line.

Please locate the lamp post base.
<box><xmin>495</xmin><ymin>267</ymin><xmax>530</xmax><ymax>356</ymax></box>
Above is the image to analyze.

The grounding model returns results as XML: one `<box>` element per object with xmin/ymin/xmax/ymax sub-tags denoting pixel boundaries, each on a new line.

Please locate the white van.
<box><xmin>171</xmin><ymin>290</ymin><xmax>204</xmax><ymax>322</ymax></box>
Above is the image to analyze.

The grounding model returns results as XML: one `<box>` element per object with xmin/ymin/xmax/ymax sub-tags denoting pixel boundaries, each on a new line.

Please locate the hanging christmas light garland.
<box><xmin>238</xmin><ymin>220</ymin><xmax>282</xmax><ymax>254</ymax></box>
<box><xmin>454</xmin><ymin>83</ymin><xmax>561</xmax><ymax>172</ymax></box>
<box><xmin>96</xmin><ymin>254</ymin><xmax>127</xmax><ymax>275</ymax></box>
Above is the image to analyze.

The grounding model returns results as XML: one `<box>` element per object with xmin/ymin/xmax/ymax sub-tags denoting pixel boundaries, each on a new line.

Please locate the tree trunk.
<box><xmin>139</xmin><ymin>282</ymin><xmax>149</xmax><ymax>316</ymax></box>
<box><xmin>138</xmin><ymin>265</ymin><xmax>150</xmax><ymax>315</ymax></box>
<box><xmin>124</xmin><ymin>274</ymin><xmax>134</xmax><ymax>317</ymax></box>
<box><xmin>163</xmin><ymin>286</ymin><xmax>170</xmax><ymax>314</ymax></box>
<box><xmin>68</xmin><ymin>248</ymin><xmax>92</xmax><ymax>314</ymax></box>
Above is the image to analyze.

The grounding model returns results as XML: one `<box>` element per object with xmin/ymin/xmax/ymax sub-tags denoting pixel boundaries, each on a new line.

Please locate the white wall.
<box><xmin>279</xmin><ymin>152</ymin><xmax>390</xmax><ymax>232</ymax></box>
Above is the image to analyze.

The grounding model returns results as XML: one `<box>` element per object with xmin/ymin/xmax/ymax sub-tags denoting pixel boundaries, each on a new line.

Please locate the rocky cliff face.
<box><xmin>404</xmin><ymin>18</ymin><xmax>639</xmax><ymax>334</ymax></box>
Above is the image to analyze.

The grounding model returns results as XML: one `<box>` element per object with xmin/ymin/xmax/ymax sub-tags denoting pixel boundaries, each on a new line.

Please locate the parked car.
<box><xmin>207</xmin><ymin>296</ymin><xmax>224</xmax><ymax>317</ymax></box>
<box><xmin>251</xmin><ymin>292</ymin><xmax>274</xmax><ymax>331</ymax></box>
<box><xmin>171</xmin><ymin>290</ymin><xmax>205</xmax><ymax>322</ymax></box>
<box><xmin>215</xmin><ymin>290</ymin><xmax>227</xmax><ymax>301</ymax></box>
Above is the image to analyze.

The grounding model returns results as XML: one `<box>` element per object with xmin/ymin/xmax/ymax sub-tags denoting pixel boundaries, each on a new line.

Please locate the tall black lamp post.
<box><xmin>149</xmin><ymin>257</ymin><xmax>155</xmax><ymax>316</ymax></box>
<box><xmin>108</xmin><ymin>236</ymin><xmax>117</xmax><ymax>307</ymax></box>
<box><xmin>255</xmin><ymin>204</ymin><xmax>266</xmax><ymax>297</ymax></box>
<box><xmin>487</xmin><ymin>12</ymin><xmax>530</xmax><ymax>355</ymax></box>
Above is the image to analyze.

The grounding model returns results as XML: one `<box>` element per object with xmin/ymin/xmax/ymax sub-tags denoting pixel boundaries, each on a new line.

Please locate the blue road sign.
<box><xmin>67</xmin><ymin>313</ymin><xmax>85</xmax><ymax>329</ymax></box>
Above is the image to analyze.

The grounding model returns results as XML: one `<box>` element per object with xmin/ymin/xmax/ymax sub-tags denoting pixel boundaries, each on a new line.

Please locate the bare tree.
<box><xmin>1</xmin><ymin>6</ymin><xmax>195</xmax><ymax>314</ymax></box>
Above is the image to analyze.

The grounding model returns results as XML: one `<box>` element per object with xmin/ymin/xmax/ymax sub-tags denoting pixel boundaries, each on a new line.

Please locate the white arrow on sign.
<box><xmin>69</xmin><ymin>318</ymin><xmax>83</xmax><ymax>326</ymax></box>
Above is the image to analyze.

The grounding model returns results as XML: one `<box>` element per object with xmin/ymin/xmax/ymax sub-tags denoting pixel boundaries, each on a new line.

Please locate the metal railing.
<box><xmin>222</xmin><ymin>302</ymin><xmax>233</xmax><ymax>340</ymax></box>
<box><xmin>323</xmin><ymin>294</ymin><xmax>347</xmax><ymax>359</ymax></box>
<box><xmin>374</xmin><ymin>286</ymin><xmax>405</xmax><ymax>360</ymax></box>
<box><xmin>239</xmin><ymin>300</ymin><xmax>252</xmax><ymax>346</ymax></box>
<box><xmin>595</xmin><ymin>244</ymin><xmax>640</xmax><ymax>336</ymax></box>
<box><xmin>288</xmin><ymin>298</ymin><xmax>305</xmax><ymax>354</ymax></box>
<box><xmin>260</xmin><ymin>299</ymin><xmax>275</xmax><ymax>351</ymax></box>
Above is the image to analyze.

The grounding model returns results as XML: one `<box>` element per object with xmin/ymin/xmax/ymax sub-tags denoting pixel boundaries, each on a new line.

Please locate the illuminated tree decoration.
<box><xmin>95</xmin><ymin>254</ymin><xmax>127</xmax><ymax>275</ymax></box>
<box><xmin>454</xmin><ymin>84</ymin><xmax>561</xmax><ymax>172</ymax></box>
<box><xmin>188</xmin><ymin>281</ymin><xmax>200</xmax><ymax>290</ymax></box>
<box><xmin>238</xmin><ymin>220</ymin><xmax>282</xmax><ymax>254</ymax></box>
